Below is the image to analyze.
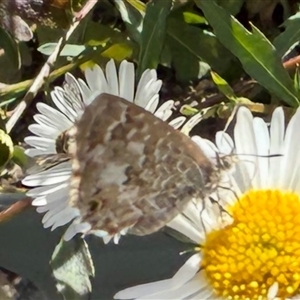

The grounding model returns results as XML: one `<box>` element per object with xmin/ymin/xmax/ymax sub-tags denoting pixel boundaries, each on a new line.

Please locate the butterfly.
<box><xmin>61</xmin><ymin>93</ymin><xmax>225</xmax><ymax>237</ymax></box>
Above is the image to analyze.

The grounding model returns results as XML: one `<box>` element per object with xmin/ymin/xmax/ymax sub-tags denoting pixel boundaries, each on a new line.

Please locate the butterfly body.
<box><xmin>68</xmin><ymin>93</ymin><xmax>219</xmax><ymax>236</ymax></box>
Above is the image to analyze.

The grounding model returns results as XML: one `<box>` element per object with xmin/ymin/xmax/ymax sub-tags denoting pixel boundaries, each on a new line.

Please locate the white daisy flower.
<box><xmin>115</xmin><ymin>106</ymin><xmax>300</xmax><ymax>300</ymax></box>
<box><xmin>22</xmin><ymin>59</ymin><xmax>186</xmax><ymax>243</ymax></box>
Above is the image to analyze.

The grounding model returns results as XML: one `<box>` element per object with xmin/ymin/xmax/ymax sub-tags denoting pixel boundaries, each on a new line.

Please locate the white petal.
<box><xmin>169</xmin><ymin>117</ymin><xmax>186</xmax><ymax>129</ymax></box>
<box><xmin>268</xmin><ymin>107</ymin><xmax>285</xmax><ymax>187</ymax></box>
<box><xmin>181</xmin><ymin>113</ymin><xmax>203</xmax><ymax>135</ymax></box>
<box><xmin>42</xmin><ymin>200</ymin><xmax>69</xmax><ymax>226</ymax></box>
<box><xmin>154</xmin><ymin>100</ymin><xmax>174</xmax><ymax>121</ymax></box>
<box><xmin>144</xmin><ymin>95</ymin><xmax>159</xmax><ymax>114</ymax></box>
<box><xmin>114</xmin><ymin>254</ymin><xmax>201</xmax><ymax>299</ymax></box>
<box><xmin>25</xmin><ymin>148</ymin><xmax>56</xmax><ymax>157</ymax></box>
<box><xmin>51</xmin><ymin>207</ymin><xmax>80</xmax><ymax>230</ymax></box>
<box><xmin>24</xmin><ymin>136</ymin><xmax>55</xmax><ymax>151</ymax></box>
<box><xmin>31</xmin><ymin>183</ymin><xmax>69</xmax><ymax>206</ymax></box>
<box><xmin>234</xmin><ymin>107</ymin><xmax>258</xmax><ymax>190</ymax></box>
<box><xmin>135</xmin><ymin>71</ymin><xmax>161</xmax><ymax>108</ymax></box>
<box><xmin>31</xmin><ymin>195</ymin><xmax>47</xmax><ymax>206</ymax></box>
<box><xmin>36</xmin><ymin>200</ymin><xmax>59</xmax><ymax>213</ymax></box>
<box><xmin>168</xmin><ymin>214</ymin><xmax>201</xmax><ymax>244</ymax></box>
<box><xmin>33</xmin><ymin>114</ymin><xmax>62</xmax><ymax>131</ymax></box>
<box><xmin>191</xmin><ymin>272</ymin><xmax>215</xmax><ymax>299</ymax></box>
<box><xmin>138</xmin><ymin>277</ymin><xmax>202</xmax><ymax>300</ymax></box>
<box><xmin>22</xmin><ymin>162</ymin><xmax>71</xmax><ymax>186</ymax></box>
<box><xmin>191</xmin><ymin>136</ymin><xmax>218</xmax><ymax>161</ymax></box>
<box><xmin>28</xmin><ymin>124</ymin><xmax>60</xmax><ymax>139</ymax></box>
<box><xmin>51</xmin><ymin>88</ymin><xmax>78</xmax><ymax>121</ymax></box>
<box><xmin>267</xmin><ymin>282</ymin><xmax>278</xmax><ymax>299</ymax></box>
<box><xmin>106</xmin><ymin>59</ymin><xmax>119</xmax><ymax>96</ymax></box>
<box><xmin>118</xmin><ymin>60</ymin><xmax>135</xmax><ymax>102</ymax></box>
<box><xmin>36</xmin><ymin>103</ymin><xmax>74</xmax><ymax>130</ymax></box>
<box><xmin>280</xmin><ymin>107</ymin><xmax>300</xmax><ymax>190</ymax></box>
<box><xmin>215</xmin><ymin>131</ymin><xmax>234</xmax><ymax>155</ymax></box>
<box><xmin>64</xmin><ymin>72</ymin><xmax>84</xmax><ymax>106</ymax></box>
<box><xmin>64</xmin><ymin>221</ymin><xmax>92</xmax><ymax>241</ymax></box>
<box><xmin>253</xmin><ymin>117</ymin><xmax>270</xmax><ymax>188</ymax></box>
<box><xmin>78</xmin><ymin>78</ymin><xmax>93</xmax><ymax>104</ymax></box>
<box><xmin>85</xmin><ymin>64</ymin><xmax>108</xmax><ymax>94</ymax></box>
<box><xmin>27</xmin><ymin>182</ymin><xmax>68</xmax><ymax>197</ymax></box>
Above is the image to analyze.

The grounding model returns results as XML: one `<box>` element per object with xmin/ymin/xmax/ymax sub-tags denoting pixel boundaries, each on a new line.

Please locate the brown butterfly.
<box><xmin>65</xmin><ymin>93</ymin><xmax>224</xmax><ymax>237</ymax></box>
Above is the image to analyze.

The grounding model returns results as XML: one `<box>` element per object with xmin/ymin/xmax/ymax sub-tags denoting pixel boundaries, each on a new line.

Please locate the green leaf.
<box><xmin>211</xmin><ymin>71</ymin><xmax>237</xmax><ymax>101</ymax></box>
<box><xmin>216</xmin><ymin>0</ymin><xmax>244</xmax><ymax>15</ymax></box>
<box><xmin>0</xmin><ymin>129</ymin><xmax>14</xmax><ymax>168</ymax></box>
<box><xmin>101</xmin><ymin>43</ymin><xmax>133</xmax><ymax>61</ymax></box>
<box><xmin>38</xmin><ymin>43</ymin><xmax>86</xmax><ymax>57</ymax></box>
<box><xmin>166</xmin><ymin>18</ymin><xmax>233</xmax><ymax>80</ymax></box>
<box><xmin>273</xmin><ymin>12</ymin><xmax>300</xmax><ymax>57</ymax></box>
<box><xmin>51</xmin><ymin>236</ymin><xmax>95</xmax><ymax>300</ymax></box>
<box><xmin>127</xmin><ymin>0</ymin><xmax>146</xmax><ymax>12</ymax></box>
<box><xmin>83</xmin><ymin>21</ymin><xmax>125</xmax><ymax>47</ymax></box>
<box><xmin>195</xmin><ymin>0</ymin><xmax>299</xmax><ymax>107</ymax></box>
<box><xmin>137</xmin><ymin>0</ymin><xmax>172</xmax><ymax>76</ymax></box>
<box><xmin>179</xmin><ymin>105</ymin><xmax>199</xmax><ymax>116</ymax></box>
<box><xmin>0</xmin><ymin>27</ymin><xmax>21</xmax><ymax>82</ymax></box>
<box><xmin>182</xmin><ymin>12</ymin><xmax>207</xmax><ymax>24</ymax></box>
<box><xmin>114</xmin><ymin>0</ymin><xmax>144</xmax><ymax>44</ymax></box>
<box><xmin>12</xmin><ymin>145</ymin><xmax>28</xmax><ymax>167</ymax></box>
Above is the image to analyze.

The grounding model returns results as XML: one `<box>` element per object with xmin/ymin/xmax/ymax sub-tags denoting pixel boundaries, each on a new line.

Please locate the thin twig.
<box><xmin>5</xmin><ymin>0</ymin><xmax>98</xmax><ymax>134</ymax></box>
<box><xmin>283</xmin><ymin>54</ymin><xmax>300</xmax><ymax>70</ymax></box>
<box><xmin>0</xmin><ymin>197</ymin><xmax>31</xmax><ymax>223</ymax></box>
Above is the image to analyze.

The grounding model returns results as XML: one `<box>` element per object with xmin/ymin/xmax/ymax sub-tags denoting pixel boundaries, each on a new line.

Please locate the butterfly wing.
<box><xmin>69</xmin><ymin>93</ymin><xmax>215</xmax><ymax>236</ymax></box>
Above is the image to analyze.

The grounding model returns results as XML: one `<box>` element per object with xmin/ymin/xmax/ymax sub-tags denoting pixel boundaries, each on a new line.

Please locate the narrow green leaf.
<box><xmin>137</xmin><ymin>0</ymin><xmax>172</xmax><ymax>76</ymax></box>
<box><xmin>195</xmin><ymin>0</ymin><xmax>299</xmax><ymax>107</ymax></box>
<box><xmin>211</xmin><ymin>71</ymin><xmax>237</xmax><ymax>101</ymax></box>
<box><xmin>51</xmin><ymin>237</ymin><xmax>95</xmax><ymax>300</ymax></box>
<box><xmin>273</xmin><ymin>12</ymin><xmax>300</xmax><ymax>57</ymax></box>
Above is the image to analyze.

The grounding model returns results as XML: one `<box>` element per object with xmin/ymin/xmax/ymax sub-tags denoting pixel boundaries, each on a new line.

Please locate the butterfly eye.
<box><xmin>55</xmin><ymin>126</ymin><xmax>76</xmax><ymax>154</ymax></box>
<box><xmin>88</xmin><ymin>200</ymin><xmax>99</xmax><ymax>212</ymax></box>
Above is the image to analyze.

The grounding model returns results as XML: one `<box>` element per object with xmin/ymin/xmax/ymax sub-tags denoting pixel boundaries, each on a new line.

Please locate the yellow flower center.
<box><xmin>201</xmin><ymin>189</ymin><xmax>300</xmax><ymax>300</ymax></box>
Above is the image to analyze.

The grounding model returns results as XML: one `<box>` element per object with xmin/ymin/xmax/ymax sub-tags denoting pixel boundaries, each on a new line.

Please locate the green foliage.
<box><xmin>274</xmin><ymin>12</ymin><xmax>300</xmax><ymax>57</ymax></box>
<box><xmin>195</xmin><ymin>0</ymin><xmax>299</xmax><ymax>107</ymax></box>
<box><xmin>137</xmin><ymin>0</ymin><xmax>172</xmax><ymax>76</ymax></box>
<box><xmin>51</xmin><ymin>237</ymin><xmax>94</xmax><ymax>300</ymax></box>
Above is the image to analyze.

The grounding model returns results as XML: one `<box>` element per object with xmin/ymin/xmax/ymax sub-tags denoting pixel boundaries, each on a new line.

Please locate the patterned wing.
<box><xmin>69</xmin><ymin>93</ymin><xmax>216</xmax><ymax>236</ymax></box>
